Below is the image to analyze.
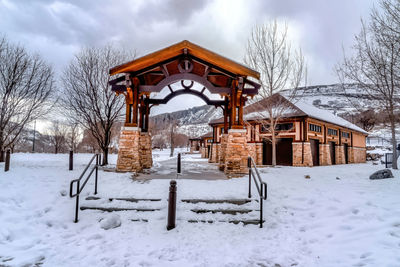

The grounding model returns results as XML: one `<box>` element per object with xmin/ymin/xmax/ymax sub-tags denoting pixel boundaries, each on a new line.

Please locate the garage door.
<box><xmin>263</xmin><ymin>138</ymin><xmax>293</xmax><ymax>166</ymax></box>
<box><xmin>310</xmin><ymin>139</ymin><xmax>320</xmax><ymax>166</ymax></box>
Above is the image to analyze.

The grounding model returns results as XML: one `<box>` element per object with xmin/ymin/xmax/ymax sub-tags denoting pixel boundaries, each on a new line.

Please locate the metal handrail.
<box><xmin>69</xmin><ymin>154</ymin><xmax>100</xmax><ymax>223</ymax></box>
<box><xmin>247</xmin><ymin>156</ymin><xmax>267</xmax><ymax>228</ymax></box>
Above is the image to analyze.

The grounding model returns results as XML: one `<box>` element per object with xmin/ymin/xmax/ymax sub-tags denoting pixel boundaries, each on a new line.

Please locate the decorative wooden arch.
<box><xmin>109</xmin><ymin>40</ymin><xmax>260</xmax><ymax>132</ymax></box>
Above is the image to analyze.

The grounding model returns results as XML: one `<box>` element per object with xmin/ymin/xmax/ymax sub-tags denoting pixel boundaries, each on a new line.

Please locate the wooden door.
<box><xmin>344</xmin><ymin>143</ymin><xmax>349</xmax><ymax>164</ymax></box>
<box><xmin>310</xmin><ymin>139</ymin><xmax>320</xmax><ymax>166</ymax></box>
<box><xmin>329</xmin><ymin>141</ymin><xmax>336</xmax><ymax>165</ymax></box>
<box><xmin>276</xmin><ymin>138</ymin><xmax>293</xmax><ymax>166</ymax></box>
<box><xmin>262</xmin><ymin>140</ymin><xmax>272</xmax><ymax>165</ymax></box>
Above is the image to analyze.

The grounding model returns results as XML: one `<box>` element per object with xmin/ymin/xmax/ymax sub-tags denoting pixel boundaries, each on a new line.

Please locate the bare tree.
<box><xmin>0</xmin><ymin>36</ymin><xmax>55</xmax><ymax>161</ymax></box>
<box><xmin>66</xmin><ymin>122</ymin><xmax>80</xmax><ymax>152</ymax></box>
<box><xmin>337</xmin><ymin>0</ymin><xmax>400</xmax><ymax>169</ymax></box>
<box><xmin>61</xmin><ymin>45</ymin><xmax>133</xmax><ymax>165</ymax></box>
<box><xmin>48</xmin><ymin>120</ymin><xmax>67</xmax><ymax>154</ymax></box>
<box><xmin>244</xmin><ymin>20</ymin><xmax>307</xmax><ymax>166</ymax></box>
<box><xmin>169</xmin><ymin>117</ymin><xmax>179</xmax><ymax>157</ymax></box>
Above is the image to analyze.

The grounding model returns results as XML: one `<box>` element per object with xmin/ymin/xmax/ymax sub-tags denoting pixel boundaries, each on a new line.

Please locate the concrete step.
<box><xmin>80</xmin><ymin>206</ymin><xmax>160</xmax><ymax>212</ymax></box>
<box><xmin>187</xmin><ymin>219</ymin><xmax>264</xmax><ymax>225</ymax></box>
<box><xmin>190</xmin><ymin>208</ymin><xmax>253</xmax><ymax>215</ymax></box>
<box><xmin>85</xmin><ymin>196</ymin><xmax>162</xmax><ymax>202</ymax></box>
<box><xmin>181</xmin><ymin>199</ymin><xmax>252</xmax><ymax>205</ymax></box>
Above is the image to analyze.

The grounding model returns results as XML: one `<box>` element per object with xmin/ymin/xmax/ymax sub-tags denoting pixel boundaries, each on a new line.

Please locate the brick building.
<box><xmin>205</xmin><ymin>94</ymin><xmax>367</xmax><ymax>167</ymax></box>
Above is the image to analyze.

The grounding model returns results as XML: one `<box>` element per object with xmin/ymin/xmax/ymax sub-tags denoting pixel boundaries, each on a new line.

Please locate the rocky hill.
<box><xmin>149</xmin><ymin>83</ymin><xmax>382</xmax><ymax>138</ymax></box>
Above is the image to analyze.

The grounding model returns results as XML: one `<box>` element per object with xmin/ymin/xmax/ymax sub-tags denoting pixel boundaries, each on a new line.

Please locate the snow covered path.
<box><xmin>0</xmin><ymin>152</ymin><xmax>399</xmax><ymax>267</ymax></box>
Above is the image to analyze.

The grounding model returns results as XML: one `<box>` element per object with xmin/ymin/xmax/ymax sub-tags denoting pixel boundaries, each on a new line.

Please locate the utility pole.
<box><xmin>32</xmin><ymin>120</ymin><xmax>36</xmax><ymax>153</ymax></box>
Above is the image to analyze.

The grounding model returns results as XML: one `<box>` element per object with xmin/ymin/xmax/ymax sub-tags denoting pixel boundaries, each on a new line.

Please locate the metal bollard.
<box><xmin>177</xmin><ymin>153</ymin><xmax>181</xmax><ymax>174</ymax></box>
<box><xmin>69</xmin><ymin>150</ymin><xmax>73</xmax><ymax>171</ymax></box>
<box><xmin>167</xmin><ymin>180</ymin><xmax>177</xmax><ymax>230</ymax></box>
<box><xmin>4</xmin><ymin>149</ymin><xmax>10</xmax><ymax>172</ymax></box>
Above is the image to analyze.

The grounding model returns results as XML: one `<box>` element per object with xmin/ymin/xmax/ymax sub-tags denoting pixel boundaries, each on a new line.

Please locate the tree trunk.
<box><xmin>389</xmin><ymin>111</ymin><xmax>398</xmax><ymax>169</ymax></box>
<box><xmin>271</xmin><ymin>131</ymin><xmax>277</xmax><ymax>166</ymax></box>
<box><xmin>170</xmin><ymin>124</ymin><xmax>175</xmax><ymax>157</ymax></box>
<box><xmin>0</xmin><ymin>149</ymin><xmax>4</xmax><ymax>162</ymax></box>
<box><xmin>102</xmin><ymin>147</ymin><xmax>108</xmax><ymax>166</ymax></box>
<box><xmin>271</xmin><ymin>116</ymin><xmax>277</xmax><ymax>166</ymax></box>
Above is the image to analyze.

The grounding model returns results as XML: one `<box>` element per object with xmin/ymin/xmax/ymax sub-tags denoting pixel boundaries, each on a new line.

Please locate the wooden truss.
<box><xmin>109</xmin><ymin>40</ymin><xmax>261</xmax><ymax>131</ymax></box>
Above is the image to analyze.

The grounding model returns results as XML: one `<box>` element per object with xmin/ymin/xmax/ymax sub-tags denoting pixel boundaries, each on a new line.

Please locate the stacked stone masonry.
<box><xmin>116</xmin><ymin>128</ymin><xmax>141</xmax><ymax>172</ymax></box>
<box><xmin>116</xmin><ymin>128</ymin><xmax>153</xmax><ymax>172</ymax></box>
<box><xmin>319</xmin><ymin>144</ymin><xmax>331</xmax><ymax>166</ymax></box>
<box><xmin>223</xmin><ymin>130</ymin><xmax>249</xmax><ymax>174</ymax></box>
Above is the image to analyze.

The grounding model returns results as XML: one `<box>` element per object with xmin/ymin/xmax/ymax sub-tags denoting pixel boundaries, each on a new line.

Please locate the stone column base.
<box><xmin>349</xmin><ymin>147</ymin><xmax>366</xmax><ymax>163</ymax></box>
<box><xmin>209</xmin><ymin>143</ymin><xmax>219</xmax><ymax>163</ymax></box>
<box><xmin>140</xmin><ymin>132</ymin><xmax>152</xmax><ymax>169</ymax></box>
<box><xmin>335</xmin><ymin>145</ymin><xmax>345</xmax><ymax>164</ymax></box>
<box><xmin>223</xmin><ymin>129</ymin><xmax>249</xmax><ymax>175</ymax></box>
<box><xmin>319</xmin><ymin>144</ymin><xmax>331</xmax><ymax>166</ymax></box>
<box><xmin>256</xmin><ymin>143</ymin><xmax>263</xmax><ymax>165</ymax></box>
<box><xmin>116</xmin><ymin>127</ymin><xmax>141</xmax><ymax>172</ymax></box>
<box><xmin>219</xmin><ymin>134</ymin><xmax>228</xmax><ymax>170</ymax></box>
<box><xmin>292</xmin><ymin>142</ymin><xmax>313</xmax><ymax>167</ymax></box>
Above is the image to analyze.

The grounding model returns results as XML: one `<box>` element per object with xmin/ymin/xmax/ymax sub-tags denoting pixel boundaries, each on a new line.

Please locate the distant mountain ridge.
<box><xmin>150</xmin><ymin>83</ymin><xmax>377</xmax><ymax>138</ymax></box>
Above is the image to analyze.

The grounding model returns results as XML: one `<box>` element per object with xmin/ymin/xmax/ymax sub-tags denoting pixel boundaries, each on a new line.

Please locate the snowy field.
<box><xmin>0</xmin><ymin>151</ymin><xmax>400</xmax><ymax>267</ymax></box>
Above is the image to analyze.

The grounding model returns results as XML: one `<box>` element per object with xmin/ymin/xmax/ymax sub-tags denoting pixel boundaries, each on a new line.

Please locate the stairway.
<box><xmin>80</xmin><ymin>196</ymin><xmax>263</xmax><ymax>226</ymax></box>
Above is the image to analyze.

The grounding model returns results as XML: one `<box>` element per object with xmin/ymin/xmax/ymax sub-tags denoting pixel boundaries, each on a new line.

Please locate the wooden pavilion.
<box><xmin>109</xmin><ymin>40</ymin><xmax>261</xmax><ymax>174</ymax></box>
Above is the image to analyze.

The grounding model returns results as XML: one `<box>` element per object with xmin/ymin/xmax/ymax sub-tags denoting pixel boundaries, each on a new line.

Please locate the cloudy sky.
<box><xmin>0</xmin><ymin>0</ymin><xmax>376</xmax><ymax>115</ymax></box>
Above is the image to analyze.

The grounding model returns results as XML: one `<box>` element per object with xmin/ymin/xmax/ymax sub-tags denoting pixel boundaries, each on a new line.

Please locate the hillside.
<box><xmin>150</xmin><ymin>83</ymin><xmax>377</xmax><ymax>138</ymax></box>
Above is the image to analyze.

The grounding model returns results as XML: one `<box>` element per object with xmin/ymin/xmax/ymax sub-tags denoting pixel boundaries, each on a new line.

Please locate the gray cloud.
<box><xmin>0</xmin><ymin>0</ymin><xmax>377</xmax><ymax>114</ymax></box>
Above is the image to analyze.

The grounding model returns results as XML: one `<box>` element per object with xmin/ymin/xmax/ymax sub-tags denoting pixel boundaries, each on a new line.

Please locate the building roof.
<box><xmin>109</xmin><ymin>40</ymin><xmax>260</xmax><ymax>79</ymax></box>
<box><xmin>201</xmin><ymin>131</ymin><xmax>213</xmax><ymax>138</ymax></box>
<box><xmin>210</xmin><ymin>93</ymin><xmax>368</xmax><ymax>134</ymax></box>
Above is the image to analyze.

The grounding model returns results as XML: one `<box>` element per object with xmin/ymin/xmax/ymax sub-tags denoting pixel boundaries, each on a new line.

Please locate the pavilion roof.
<box><xmin>109</xmin><ymin>40</ymin><xmax>260</xmax><ymax>79</ymax></box>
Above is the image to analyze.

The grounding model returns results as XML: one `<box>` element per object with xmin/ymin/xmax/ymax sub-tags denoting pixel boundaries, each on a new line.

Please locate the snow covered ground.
<box><xmin>0</xmin><ymin>151</ymin><xmax>400</xmax><ymax>267</ymax></box>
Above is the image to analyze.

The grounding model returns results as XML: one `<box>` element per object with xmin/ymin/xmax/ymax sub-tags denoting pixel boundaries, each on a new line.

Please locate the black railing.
<box><xmin>70</xmin><ymin>154</ymin><xmax>100</xmax><ymax>223</ymax></box>
<box><xmin>248</xmin><ymin>156</ymin><xmax>267</xmax><ymax>228</ymax></box>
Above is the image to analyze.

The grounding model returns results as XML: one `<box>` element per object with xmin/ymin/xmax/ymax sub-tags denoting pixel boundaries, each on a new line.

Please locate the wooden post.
<box><xmin>144</xmin><ymin>102</ymin><xmax>150</xmax><ymax>132</ymax></box>
<box><xmin>139</xmin><ymin>97</ymin><xmax>144</xmax><ymax>129</ymax></box>
<box><xmin>238</xmin><ymin>96</ymin><xmax>244</xmax><ymax>126</ymax></box>
<box><xmin>230</xmin><ymin>87</ymin><xmax>236</xmax><ymax>127</ymax></box>
<box><xmin>167</xmin><ymin>180</ymin><xmax>177</xmax><ymax>230</ymax></box>
<box><xmin>69</xmin><ymin>150</ymin><xmax>73</xmax><ymax>171</ymax></box>
<box><xmin>223</xmin><ymin>103</ymin><xmax>228</xmax><ymax>133</ymax></box>
<box><xmin>4</xmin><ymin>149</ymin><xmax>10</xmax><ymax>172</ymax></box>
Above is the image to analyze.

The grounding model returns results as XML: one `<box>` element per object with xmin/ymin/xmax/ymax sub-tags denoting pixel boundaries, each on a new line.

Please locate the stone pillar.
<box><xmin>348</xmin><ymin>147</ymin><xmax>366</xmax><ymax>163</ymax></box>
<box><xmin>140</xmin><ymin>132</ymin><xmax>152</xmax><ymax>169</ymax></box>
<box><xmin>218</xmin><ymin>134</ymin><xmax>228</xmax><ymax>170</ymax></box>
<box><xmin>335</xmin><ymin>145</ymin><xmax>345</xmax><ymax>164</ymax></box>
<box><xmin>209</xmin><ymin>143</ymin><xmax>219</xmax><ymax>163</ymax></box>
<box><xmin>256</xmin><ymin>142</ymin><xmax>263</xmax><ymax>165</ymax></box>
<box><xmin>292</xmin><ymin>142</ymin><xmax>313</xmax><ymax>167</ymax></box>
<box><xmin>224</xmin><ymin>129</ymin><xmax>248</xmax><ymax>175</ymax></box>
<box><xmin>247</xmin><ymin>143</ymin><xmax>256</xmax><ymax>162</ymax></box>
<box><xmin>319</xmin><ymin>144</ymin><xmax>331</xmax><ymax>165</ymax></box>
<box><xmin>116</xmin><ymin>127</ymin><xmax>141</xmax><ymax>172</ymax></box>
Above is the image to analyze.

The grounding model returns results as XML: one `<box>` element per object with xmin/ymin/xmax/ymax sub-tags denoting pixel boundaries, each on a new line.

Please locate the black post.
<box><xmin>74</xmin><ymin>180</ymin><xmax>80</xmax><ymax>223</ymax></box>
<box><xmin>69</xmin><ymin>150</ymin><xmax>73</xmax><ymax>171</ymax></box>
<box><xmin>94</xmin><ymin>154</ymin><xmax>98</xmax><ymax>195</ymax></box>
<box><xmin>167</xmin><ymin>180</ymin><xmax>177</xmax><ymax>230</ymax></box>
<box><xmin>260</xmin><ymin>186</ymin><xmax>263</xmax><ymax>228</ymax></box>
<box><xmin>177</xmin><ymin>153</ymin><xmax>181</xmax><ymax>174</ymax></box>
<box><xmin>4</xmin><ymin>149</ymin><xmax>10</xmax><ymax>172</ymax></box>
<box><xmin>248</xmin><ymin>157</ymin><xmax>251</xmax><ymax>198</ymax></box>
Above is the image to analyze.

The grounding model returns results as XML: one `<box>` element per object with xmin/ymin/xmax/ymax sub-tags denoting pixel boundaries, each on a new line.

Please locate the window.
<box><xmin>276</xmin><ymin>123</ymin><xmax>293</xmax><ymax>131</ymax></box>
<box><xmin>261</xmin><ymin>123</ymin><xmax>293</xmax><ymax>132</ymax></box>
<box><xmin>309</xmin><ymin>123</ymin><xmax>322</xmax><ymax>133</ymax></box>
<box><xmin>207</xmin><ymin>139</ymin><xmax>212</xmax><ymax>143</ymax></box>
<box><xmin>221</xmin><ymin>127</ymin><xmax>224</xmax><ymax>134</ymax></box>
<box><xmin>342</xmin><ymin>132</ymin><xmax>350</xmax><ymax>138</ymax></box>
<box><xmin>261</xmin><ymin>124</ymin><xmax>270</xmax><ymax>132</ymax></box>
<box><xmin>328</xmin><ymin>128</ymin><xmax>338</xmax><ymax>136</ymax></box>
